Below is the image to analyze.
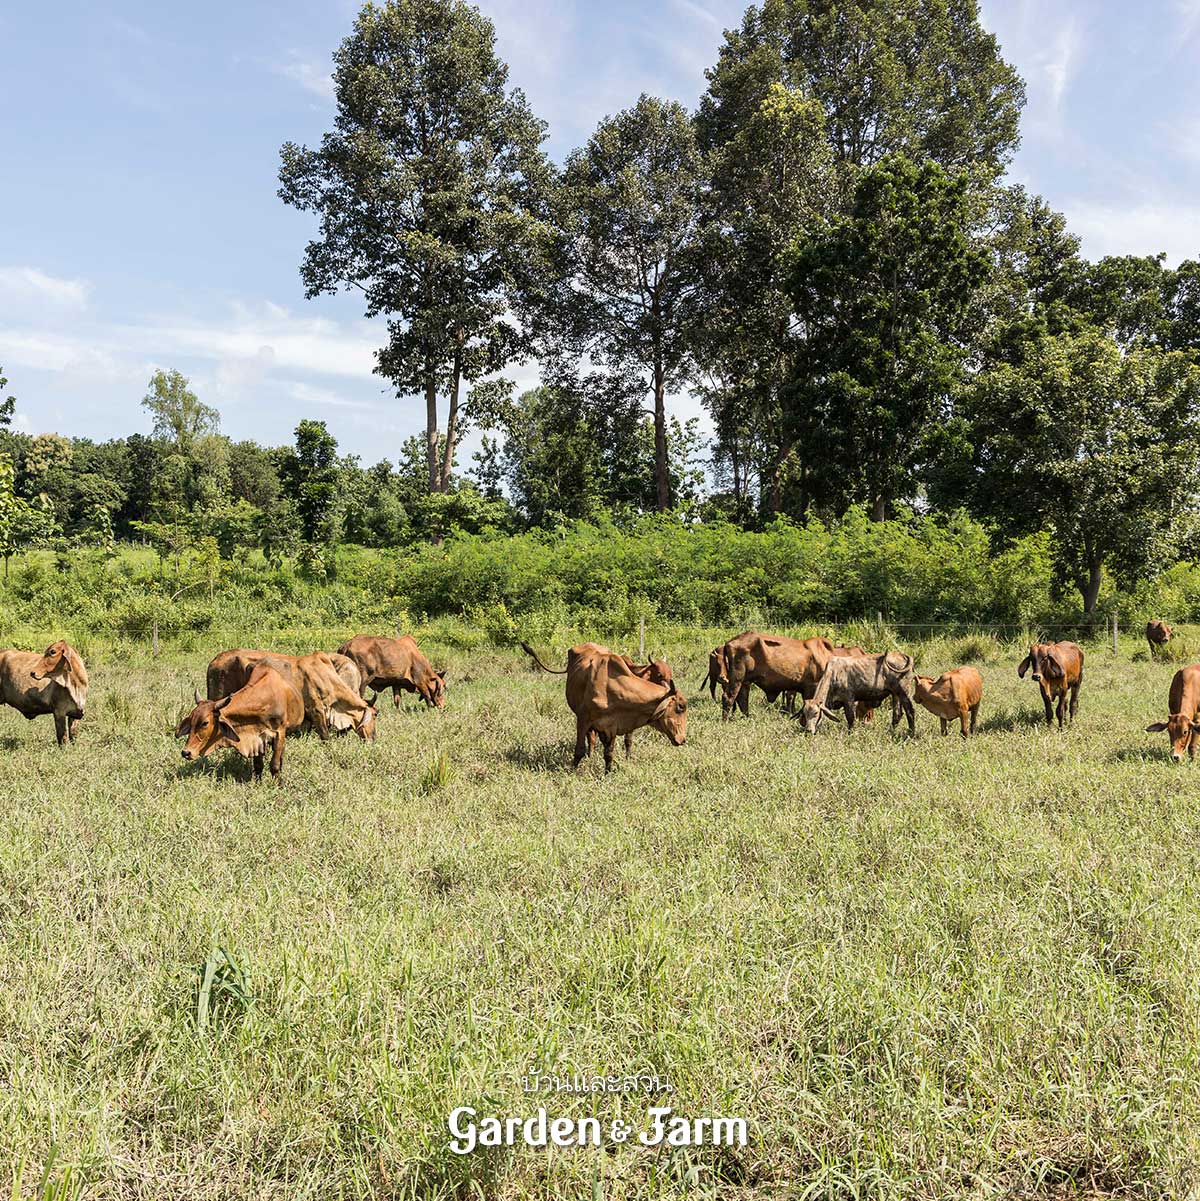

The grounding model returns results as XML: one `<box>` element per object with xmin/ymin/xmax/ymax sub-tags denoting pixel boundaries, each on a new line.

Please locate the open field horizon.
<box><xmin>3</xmin><ymin>623</ymin><xmax>1200</xmax><ymax>1198</ymax></box>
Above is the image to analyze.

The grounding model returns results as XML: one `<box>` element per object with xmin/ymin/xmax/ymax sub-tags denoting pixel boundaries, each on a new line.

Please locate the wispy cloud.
<box><xmin>1062</xmin><ymin>196</ymin><xmax>1200</xmax><ymax>266</ymax></box>
<box><xmin>273</xmin><ymin>53</ymin><xmax>335</xmax><ymax>101</ymax></box>
<box><xmin>0</xmin><ymin>266</ymin><xmax>91</xmax><ymax>310</ymax></box>
<box><xmin>1039</xmin><ymin>17</ymin><xmax>1081</xmax><ymax>110</ymax></box>
<box><xmin>1177</xmin><ymin>0</ymin><xmax>1200</xmax><ymax>41</ymax></box>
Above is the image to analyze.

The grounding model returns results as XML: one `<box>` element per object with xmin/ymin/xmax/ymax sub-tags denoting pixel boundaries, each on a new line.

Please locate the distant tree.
<box><xmin>0</xmin><ymin>455</ymin><xmax>57</xmax><ymax>580</ymax></box>
<box><xmin>141</xmin><ymin>369</ymin><xmax>219</xmax><ymax>450</ymax></box>
<box><xmin>228</xmin><ymin>440</ymin><xmax>282</xmax><ymax>510</ymax></box>
<box><xmin>279</xmin><ymin>421</ymin><xmax>341</xmax><ymax>572</ymax></box>
<box><xmin>787</xmin><ymin>155</ymin><xmax>988</xmax><ymax>519</ymax></box>
<box><xmin>949</xmin><ymin>328</ymin><xmax>1200</xmax><ymax>613</ymax></box>
<box><xmin>278</xmin><ymin>0</ymin><xmax>555</xmax><ymax>500</ymax></box>
<box><xmin>560</xmin><ymin>96</ymin><xmax>703</xmax><ymax>511</ymax></box>
<box><xmin>0</xmin><ymin>365</ymin><xmax>14</xmax><ymax>427</ymax></box>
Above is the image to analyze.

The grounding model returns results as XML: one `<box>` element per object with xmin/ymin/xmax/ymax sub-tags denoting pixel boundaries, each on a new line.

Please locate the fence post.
<box><xmin>152</xmin><ymin>618</ymin><xmax>159</xmax><ymax>658</ymax></box>
<box><xmin>1112</xmin><ymin>611</ymin><xmax>1119</xmax><ymax>655</ymax></box>
<box><xmin>396</xmin><ymin>619</ymin><xmax>402</xmax><ymax>637</ymax></box>
<box><xmin>639</xmin><ymin>615</ymin><xmax>645</xmax><ymax>660</ymax></box>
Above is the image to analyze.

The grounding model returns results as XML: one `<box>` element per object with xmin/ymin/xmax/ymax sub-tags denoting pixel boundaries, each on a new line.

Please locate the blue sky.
<box><xmin>2</xmin><ymin>0</ymin><xmax>1199</xmax><ymax>462</ymax></box>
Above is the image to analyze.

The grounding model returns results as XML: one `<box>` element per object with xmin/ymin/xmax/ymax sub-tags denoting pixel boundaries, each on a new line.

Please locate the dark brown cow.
<box><xmin>718</xmin><ymin>632</ymin><xmax>835</xmax><ymax>721</ymax></box>
<box><xmin>913</xmin><ymin>667</ymin><xmax>983</xmax><ymax>738</ymax></box>
<box><xmin>0</xmin><ymin>640</ymin><xmax>89</xmax><ymax>744</ymax></box>
<box><xmin>522</xmin><ymin>642</ymin><xmax>687</xmax><ymax>773</ymax></box>
<box><xmin>176</xmin><ymin>664</ymin><xmax>305</xmax><ymax>780</ymax></box>
<box><xmin>798</xmin><ymin>652</ymin><xmax>916</xmax><ymax>735</ymax></box>
<box><xmin>1018</xmin><ymin>642</ymin><xmax>1084</xmax><ymax>728</ymax></box>
<box><xmin>206</xmin><ymin>649</ymin><xmax>376</xmax><ymax>741</ymax></box>
<box><xmin>1147</xmin><ymin>621</ymin><xmax>1173</xmax><ymax>658</ymax></box>
<box><xmin>337</xmin><ymin>635</ymin><xmax>446</xmax><ymax>710</ymax></box>
<box><xmin>1146</xmin><ymin>664</ymin><xmax>1200</xmax><ymax>763</ymax></box>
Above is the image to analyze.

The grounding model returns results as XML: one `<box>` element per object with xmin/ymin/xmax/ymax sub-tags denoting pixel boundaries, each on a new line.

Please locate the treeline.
<box><xmin>4</xmin><ymin>0</ymin><xmax>1200</xmax><ymax>618</ymax></box>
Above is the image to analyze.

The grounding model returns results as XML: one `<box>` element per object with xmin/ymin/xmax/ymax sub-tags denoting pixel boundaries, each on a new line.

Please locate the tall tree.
<box><xmin>141</xmin><ymin>369</ymin><xmax>220</xmax><ymax>450</ymax></box>
<box><xmin>278</xmin><ymin>0</ymin><xmax>554</xmax><ymax>499</ymax></box>
<box><xmin>787</xmin><ymin>155</ymin><xmax>988</xmax><ymax>519</ymax></box>
<box><xmin>560</xmin><ymin>95</ymin><xmax>703</xmax><ymax>511</ymax></box>
<box><xmin>698</xmin><ymin>0</ymin><xmax>1025</xmax><ymax>178</ymax></box>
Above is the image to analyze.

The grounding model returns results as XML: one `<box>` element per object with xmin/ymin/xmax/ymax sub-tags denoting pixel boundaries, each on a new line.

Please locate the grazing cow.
<box><xmin>913</xmin><ymin>667</ymin><xmax>983</xmax><ymax>738</ymax></box>
<box><xmin>1146</xmin><ymin>621</ymin><xmax>1173</xmax><ymax>658</ymax></box>
<box><xmin>206</xmin><ymin>649</ymin><xmax>376</xmax><ymax>741</ymax></box>
<box><xmin>0</xmin><ymin>640</ymin><xmax>88</xmax><ymax>745</ymax></box>
<box><xmin>1017</xmin><ymin>642</ymin><xmax>1084</xmax><ymax>728</ymax></box>
<box><xmin>522</xmin><ymin>642</ymin><xmax>687</xmax><ymax>773</ymax></box>
<box><xmin>718</xmin><ymin>632</ymin><xmax>836</xmax><ymax>721</ymax></box>
<box><xmin>337</xmin><ymin>635</ymin><xmax>446</xmax><ymax>710</ymax></box>
<box><xmin>798</xmin><ymin>652</ymin><xmax>916</xmax><ymax>735</ymax></box>
<box><xmin>176</xmin><ymin>664</ymin><xmax>305</xmax><ymax>780</ymax></box>
<box><xmin>1146</xmin><ymin>664</ymin><xmax>1200</xmax><ymax>763</ymax></box>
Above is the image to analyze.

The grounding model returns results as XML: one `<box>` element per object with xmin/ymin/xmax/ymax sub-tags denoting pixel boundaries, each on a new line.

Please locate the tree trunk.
<box><xmin>653</xmin><ymin>361</ymin><xmax>670</xmax><ymax>513</ymax></box>
<box><xmin>424</xmin><ymin>372</ymin><xmax>440</xmax><ymax>494</ymax></box>
<box><xmin>870</xmin><ymin>494</ymin><xmax>887</xmax><ymax>522</ymax></box>
<box><xmin>1081</xmin><ymin>558</ymin><xmax>1103</xmax><ymax>616</ymax></box>
<box><xmin>440</xmin><ymin>350</ymin><xmax>461</xmax><ymax>496</ymax></box>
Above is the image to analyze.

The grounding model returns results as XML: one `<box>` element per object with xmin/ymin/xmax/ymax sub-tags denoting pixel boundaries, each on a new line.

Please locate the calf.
<box><xmin>1017</xmin><ymin>642</ymin><xmax>1084</xmax><ymax>728</ymax></box>
<box><xmin>798</xmin><ymin>652</ymin><xmax>915</xmax><ymax>735</ymax></box>
<box><xmin>913</xmin><ymin>667</ymin><xmax>983</xmax><ymax>738</ymax></box>
<box><xmin>337</xmin><ymin>634</ymin><xmax>446</xmax><ymax>710</ymax></box>
<box><xmin>1146</xmin><ymin>664</ymin><xmax>1200</xmax><ymax>762</ymax></box>
<box><xmin>176</xmin><ymin>664</ymin><xmax>305</xmax><ymax>780</ymax></box>
<box><xmin>1146</xmin><ymin>621</ymin><xmax>1173</xmax><ymax>658</ymax></box>
<box><xmin>0</xmin><ymin>640</ymin><xmax>89</xmax><ymax>745</ymax></box>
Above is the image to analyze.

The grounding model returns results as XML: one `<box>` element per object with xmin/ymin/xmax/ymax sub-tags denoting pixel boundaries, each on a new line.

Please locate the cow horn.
<box><xmin>193</xmin><ymin>689</ymin><xmax>201</xmax><ymax>705</ymax></box>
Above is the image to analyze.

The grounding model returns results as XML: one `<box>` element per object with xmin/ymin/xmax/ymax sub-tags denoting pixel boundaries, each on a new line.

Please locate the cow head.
<box><xmin>31</xmin><ymin>640</ymin><xmax>75</xmax><ymax>684</ymax></box>
<box><xmin>1018</xmin><ymin>645</ymin><xmax>1061</xmax><ymax>683</ymax></box>
<box><xmin>646</xmin><ymin>655</ymin><xmax>673</xmax><ymax>686</ymax></box>
<box><xmin>1146</xmin><ymin>714</ymin><xmax>1200</xmax><ymax>763</ymax></box>
<box><xmin>798</xmin><ymin>699</ymin><xmax>842</xmax><ymax>734</ymax></box>
<box><xmin>650</xmin><ymin>681</ymin><xmax>688</xmax><ymax>745</ymax></box>
<box><xmin>356</xmin><ymin>703</ymin><xmax>378</xmax><ymax>742</ymax></box>
<box><xmin>177</xmin><ymin>693</ymin><xmax>240</xmax><ymax>762</ymax></box>
<box><xmin>421</xmin><ymin>669</ymin><xmax>447</xmax><ymax>709</ymax></box>
<box><xmin>913</xmin><ymin>675</ymin><xmax>937</xmax><ymax>703</ymax></box>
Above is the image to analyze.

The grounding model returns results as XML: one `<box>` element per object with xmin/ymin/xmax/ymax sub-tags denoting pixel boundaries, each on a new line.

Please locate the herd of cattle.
<box><xmin>0</xmin><ymin>621</ymin><xmax>1195</xmax><ymax>775</ymax></box>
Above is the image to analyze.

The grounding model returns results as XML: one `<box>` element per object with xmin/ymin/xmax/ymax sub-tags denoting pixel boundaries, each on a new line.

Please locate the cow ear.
<box><xmin>1146</xmin><ymin>721</ymin><xmax>1169</xmax><ymax>732</ymax></box>
<box><xmin>174</xmin><ymin>714</ymin><xmax>192</xmax><ymax>739</ymax></box>
<box><xmin>1044</xmin><ymin>653</ymin><xmax>1063</xmax><ymax>678</ymax></box>
<box><xmin>217</xmin><ymin>717</ymin><xmax>240</xmax><ymax>743</ymax></box>
<box><xmin>1017</xmin><ymin>656</ymin><xmax>1031</xmax><ymax>678</ymax></box>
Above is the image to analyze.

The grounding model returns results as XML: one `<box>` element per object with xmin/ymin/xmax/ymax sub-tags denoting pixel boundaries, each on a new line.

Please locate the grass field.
<box><xmin>3</xmin><ymin>623</ymin><xmax>1200</xmax><ymax>1199</ymax></box>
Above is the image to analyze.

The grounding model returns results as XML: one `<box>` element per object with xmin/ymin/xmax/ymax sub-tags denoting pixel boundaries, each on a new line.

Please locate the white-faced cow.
<box><xmin>0</xmin><ymin>640</ymin><xmax>89</xmax><ymax>745</ymax></box>
<box><xmin>798</xmin><ymin>652</ymin><xmax>916</xmax><ymax>736</ymax></box>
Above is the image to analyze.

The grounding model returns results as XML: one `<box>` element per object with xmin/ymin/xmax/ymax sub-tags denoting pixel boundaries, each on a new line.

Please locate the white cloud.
<box><xmin>0</xmin><ymin>266</ymin><xmax>91</xmax><ymax>310</ymax></box>
<box><xmin>273</xmin><ymin>54</ymin><xmax>335</xmax><ymax>101</ymax></box>
<box><xmin>1062</xmin><ymin>197</ymin><xmax>1200</xmax><ymax>266</ymax></box>
<box><xmin>1038</xmin><ymin>17</ymin><xmax>1081</xmax><ymax>111</ymax></box>
<box><xmin>1177</xmin><ymin>0</ymin><xmax>1200</xmax><ymax>41</ymax></box>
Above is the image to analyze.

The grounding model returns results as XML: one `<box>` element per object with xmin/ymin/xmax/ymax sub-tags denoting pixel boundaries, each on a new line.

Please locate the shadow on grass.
<box><xmin>503</xmin><ymin>742</ymin><xmax>576</xmax><ymax>773</ymax></box>
<box><xmin>174</xmin><ymin>755</ymin><xmax>258</xmax><ymax>783</ymax></box>
<box><xmin>1111</xmin><ymin>744</ymin><xmax>1186</xmax><ymax>765</ymax></box>
<box><xmin>976</xmin><ymin>709</ymin><xmax>1053</xmax><ymax>734</ymax></box>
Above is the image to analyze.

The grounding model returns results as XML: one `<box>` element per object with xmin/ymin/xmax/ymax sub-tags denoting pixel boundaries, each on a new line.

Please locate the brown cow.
<box><xmin>522</xmin><ymin>642</ymin><xmax>687</xmax><ymax>773</ymax></box>
<box><xmin>718</xmin><ymin>632</ymin><xmax>836</xmax><ymax>721</ymax></box>
<box><xmin>913</xmin><ymin>667</ymin><xmax>983</xmax><ymax>738</ymax></box>
<box><xmin>337</xmin><ymin>635</ymin><xmax>446</xmax><ymax>710</ymax></box>
<box><xmin>1146</xmin><ymin>664</ymin><xmax>1200</xmax><ymax>763</ymax></box>
<box><xmin>1147</xmin><ymin>621</ymin><xmax>1173</xmax><ymax>658</ymax></box>
<box><xmin>1018</xmin><ymin>642</ymin><xmax>1084</xmax><ymax>728</ymax></box>
<box><xmin>176</xmin><ymin>664</ymin><xmax>305</xmax><ymax>780</ymax></box>
<box><xmin>206</xmin><ymin>649</ymin><xmax>376</xmax><ymax>741</ymax></box>
<box><xmin>0</xmin><ymin>640</ymin><xmax>88</xmax><ymax>745</ymax></box>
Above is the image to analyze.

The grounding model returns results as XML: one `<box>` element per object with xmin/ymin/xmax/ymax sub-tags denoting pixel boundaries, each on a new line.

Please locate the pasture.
<box><xmin>3</xmin><ymin>622</ymin><xmax>1200</xmax><ymax>1199</ymax></box>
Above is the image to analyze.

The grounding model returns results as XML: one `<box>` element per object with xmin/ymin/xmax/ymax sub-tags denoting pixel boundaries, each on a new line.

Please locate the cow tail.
<box><xmin>520</xmin><ymin>642</ymin><xmax>568</xmax><ymax>674</ymax></box>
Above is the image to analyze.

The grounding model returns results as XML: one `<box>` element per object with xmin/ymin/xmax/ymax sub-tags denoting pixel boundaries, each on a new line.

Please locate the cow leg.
<box><xmin>312</xmin><ymin>708</ymin><xmax>331</xmax><ymax>742</ymax></box>
<box><xmin>1056</xmin><ymin>695</ymin><xmax>1066</xmax><ymax>729</ymax></box>
<box><xmin>252</xmin><ymin>751</ymin><xmax>265</xmax><ymax>782</ymax></box>
<box><xmin>586</xmin><ymin>729</ymin><xmax>597</xmax><ymax>756</ymax></box>
<box><xmin>844</xmin><ymin>702</ymin><xmax>856</xmax><ymax>730</ymax></box>
<box><xmin>1069</xmin><ymin>682</ymin><xmax>1080</xmax><ymax>723</ymax></box>
<box><xmin>68</xmin><ymin>717</ymin><xmax>82</xmax><ymax>742</ymax></box>
<box><xmin>393</xmin><ymin>686</ymin><xmax>402</xmax><ymax>711</ymax></box>
<box><xmin>573</xmin><ymin>719</ymin><xmax>589</xmax><ymax>770</ymax></box>
<box><xmin>1042</xmin><ymin>691</ymin><xmax>1054</xmax><ymax>726</ymax></box>
<box><xmin>901</xmin><ymin>696</ymin><xmax>915</xmax><ymax>736</ymax></box>
<box><xmin>53</xmin><ymin>713</ymin><xmax>68</xmax><ymax>746</ymax></box>
<box><xmin>624</xmin><ymin>733</ymin><xmax>633</xmax><ymax>759</ymax></box>
<box><xmin>600</xmin><ymin>733</ymin><xmax>616</xmax><ymax>774</ymax></box>
<box><xmin>270</xmin><ymin>731</ymin><xmax>286</xmax><ymax>779</ymax></box>
<box><xmin>958</xmin><ymin>709</ymin><xmax>969</xmax><ymax>739</ymax></box>
<box><xmin>1190</xmin><ymin>729</ymin><xmax>1198</xmax><ymax>761</ymax></box>
<box><xmin>940</xmin><ymin>717</ymin><xmax>948</xmax><ymax>736</ymax></box>
<box><xmin>970</xmin><ymin>705</ymin><xmax>979</xmax><ymax>735</ymax></box>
